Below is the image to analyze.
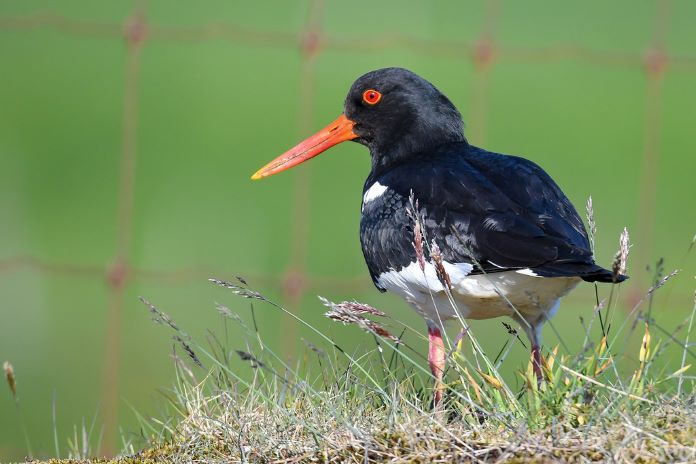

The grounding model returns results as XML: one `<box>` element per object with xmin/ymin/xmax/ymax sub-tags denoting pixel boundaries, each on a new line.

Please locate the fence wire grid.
<box><xmin>0</xmin><ymin>0</ymin><xmax>691</xmax><ymax>456</ymax></box>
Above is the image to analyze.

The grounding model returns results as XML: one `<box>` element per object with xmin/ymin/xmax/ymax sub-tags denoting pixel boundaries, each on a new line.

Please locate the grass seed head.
<box><xmin>236</xmin><ymin>350</ymin><xmax>265</xmax><ymax>368</ymax></box>
<box><xmin>170</xmin><ymin>347</ymin><xmax>196</xmax><ymax>381</ymax></box>
<box><xmin>430</xmin><ymin>240</ymin><xmax>453</xmax><ymax>290</ymax></box>
<box><xmin>646</xmin><ymin>269</ymin><xmax>680</xmax><ymax>297</ymax></box>
<box><xmin>413</xmin><ymin>221</ymin><xmax>426</xmax><ymax>272</ymax></box>
<box><xmin>209</xmin><ymin>278</ymin><xmax>265</xmax><ymax>300</ymax></box>
<box><xmin>320</xmin><ymin>296</ymin><xmax>399</xmax><ymax>343</ymax></box>
<box><xmin>173</xmin><ymin>335</ymin><xmax>203</xmax><ymax>368</ymax></box>
<box><xmin>139</xmin><ymin>296</ymin><xmax>180</xmax><ymax>332</ymax></box>
<box><xmin>3</xmin><ymin>361</ymin><xmax>16</xmax><ymax>397</ymax></box>
<box><xmin>612</xmin><ymin>227</ymin><xmax>630</xmax><ymax>281</ymax></box>
<box><xmin>335</xmin><ymin>301</ymin><xmax>386</xmax><ymax>317</ymax></box>
<box><xmin>586</xmin><ymin>196</ymin><xmax>597</xmax><ymax>252</ymax></box>
<box><xmin>407</xmin><ymin>191</ymin><xmax>427</xmax><ymax>272</ymax></box>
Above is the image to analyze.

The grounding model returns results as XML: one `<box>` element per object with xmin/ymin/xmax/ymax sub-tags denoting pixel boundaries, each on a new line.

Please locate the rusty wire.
<box><xmin>0</xmin><ymin>0</ymin><xmax>680</xmax><ymax>456</ymax></box>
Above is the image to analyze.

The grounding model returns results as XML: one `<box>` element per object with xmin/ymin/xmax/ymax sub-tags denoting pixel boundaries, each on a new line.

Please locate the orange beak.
<box><xmin>251</xmin><ymin>114</ymin><xmax>358</xmax><ymax>180</ymax></box>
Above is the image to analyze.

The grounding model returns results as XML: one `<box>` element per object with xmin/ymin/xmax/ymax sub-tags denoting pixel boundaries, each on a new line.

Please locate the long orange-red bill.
<box><xmin>251</xmin><ymin>114</ymin><xmax>357</xmax><ymax>180</ymax></box>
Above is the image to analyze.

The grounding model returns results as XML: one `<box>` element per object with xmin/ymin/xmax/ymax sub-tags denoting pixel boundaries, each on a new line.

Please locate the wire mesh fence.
<box><xmin>1</xmin><ymin>0</ymin><xmax>692</xmax><ymax>456</ymax></box>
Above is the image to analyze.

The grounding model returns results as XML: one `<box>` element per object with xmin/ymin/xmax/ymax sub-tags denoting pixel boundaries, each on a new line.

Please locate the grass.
<box><xmin>6</xmin><ymin>236</ymin><xmax>696</xmax><ymax>463</ymax></box>
<box><xmin>135</xmin><ymin>278</ymin><xmax>695</xmax><ymax>463</ymax></box>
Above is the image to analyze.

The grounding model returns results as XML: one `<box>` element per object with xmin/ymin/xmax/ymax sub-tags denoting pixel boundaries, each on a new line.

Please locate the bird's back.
<box><xmin>359</xmin><ymin>142</ymin><xmax>621</xmax><ymax>293</ymax></box>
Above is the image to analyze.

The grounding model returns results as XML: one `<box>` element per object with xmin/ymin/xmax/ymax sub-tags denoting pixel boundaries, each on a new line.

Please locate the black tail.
<box><xmin>531</xmin><ymin>261</ymin><xmax>628</xmax><ymax>283</ymax></box>
<box><xmin>580</xmin><ymin>266</ymin><xmax>628</xmax><ymax>283</ymax></box>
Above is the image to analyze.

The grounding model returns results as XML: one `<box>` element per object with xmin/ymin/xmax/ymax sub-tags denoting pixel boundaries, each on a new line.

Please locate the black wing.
<box><xmin>360</xmin><ymin>143</ymin><xmax>620</xmax><ymax>288</ymax></box>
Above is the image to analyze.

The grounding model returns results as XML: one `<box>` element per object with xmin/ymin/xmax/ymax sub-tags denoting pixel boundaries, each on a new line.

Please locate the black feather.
<box><xmin>359</xmin><ymin>143</ymin><xmax>622</xmax><ymax>286</ymax></box>
<box><xmin>342</xmin><ymin>67</ymin><xmax>625</xmax><ymax>288</ymax></box>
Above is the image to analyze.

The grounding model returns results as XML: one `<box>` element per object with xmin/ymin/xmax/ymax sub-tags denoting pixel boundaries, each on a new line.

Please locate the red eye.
<box><xmin>362</xmin><ymin>89</ymin><xmax>382</xmax><ymax>105</ymax></box>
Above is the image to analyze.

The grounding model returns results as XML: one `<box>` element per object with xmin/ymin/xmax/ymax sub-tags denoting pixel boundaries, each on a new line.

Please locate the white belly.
<box><xmin>377</xmin><ymin>261</ymin><xmax>580</xmax><ymax>324</ymax></box>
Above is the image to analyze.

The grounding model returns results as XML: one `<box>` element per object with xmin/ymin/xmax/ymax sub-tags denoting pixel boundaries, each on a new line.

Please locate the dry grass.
<box><xmin>9</xmin><ymin>236</ymin><xmax>696</xmax><ymax>463</ymax></box>
<box><xmin>136</xmin><ymin>373</ymin><xmax>695</xmax><ymax>463</ymax></box>
<box><xmin>107</xmin><ymin>264</ymin><xmax>695</xmax><ymax>463</ymax></box>
<box><xmin>17</xmin><ymin>296</ymin><xmax>696</xmax><ymax>463</ymax></box>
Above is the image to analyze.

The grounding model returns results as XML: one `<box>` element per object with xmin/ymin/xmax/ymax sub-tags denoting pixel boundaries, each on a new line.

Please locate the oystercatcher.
<box><xmin>252</xmin><ymin>67</ymin><xmax>625</xmax><ymax>403</ymax></box>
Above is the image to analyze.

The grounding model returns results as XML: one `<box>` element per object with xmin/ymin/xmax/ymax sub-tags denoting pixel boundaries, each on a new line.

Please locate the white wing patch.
<box><xmin>377</xmin><ymin>260</ymin><xmax>474</xmax><ymax>299</ymax></box>
<box><xmin>362</xmin><ymin>182</ymin><xmax>388</xmax><ymax>206</ymax></box>
<box><xmin>516</xmin><ymin>268</ymin><xmax>540</xmax><ymax>277</ymax></box>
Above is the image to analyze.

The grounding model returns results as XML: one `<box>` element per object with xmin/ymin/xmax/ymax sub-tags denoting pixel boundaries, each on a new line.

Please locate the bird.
<box><xmin>251</xmin><ymin>67</ymin><xmax>626</xmax><ymax>404</ymax></box>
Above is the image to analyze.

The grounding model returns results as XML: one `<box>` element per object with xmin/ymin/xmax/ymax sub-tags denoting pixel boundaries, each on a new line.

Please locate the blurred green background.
<box><xmin>1</xmin><ymin>0</ymin><xmax>695</xmax><ymax>460</ymax></box>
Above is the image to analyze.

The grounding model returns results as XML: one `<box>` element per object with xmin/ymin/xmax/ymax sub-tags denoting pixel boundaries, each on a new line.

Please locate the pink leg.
<box><xmin>428</xmin><ymin>325</ymin><xmax>446</xmax><ymax>405</ymax></box>
<box><xmin>531</xmin><ymin>345</ymin><xmax>543</xmax><ymax>385</ymax></box>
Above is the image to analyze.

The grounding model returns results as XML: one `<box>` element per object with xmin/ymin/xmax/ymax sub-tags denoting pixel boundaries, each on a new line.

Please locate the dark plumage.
<box><xmin>360</xmin><ymin>144</ymin><xmax>620</xmax><ymax>289</ymax></box>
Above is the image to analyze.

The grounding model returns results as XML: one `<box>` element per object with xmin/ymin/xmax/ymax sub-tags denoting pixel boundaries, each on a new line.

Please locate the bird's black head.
<box><xmin>344</xmin><ymin>68</ymin><xmax>465</xmax><ymax>173</ymax></box>
<box><xmin>251</xmin><ymin>67</ymin><xmax>465</xmax><ymax>180</ymax></box>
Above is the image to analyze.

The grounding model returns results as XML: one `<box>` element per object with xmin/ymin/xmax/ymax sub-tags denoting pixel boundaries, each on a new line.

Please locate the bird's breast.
<box><xmin>359</xmin><ymin>182</ymin><xmax>416</xmax><ymax>285</ymax></box>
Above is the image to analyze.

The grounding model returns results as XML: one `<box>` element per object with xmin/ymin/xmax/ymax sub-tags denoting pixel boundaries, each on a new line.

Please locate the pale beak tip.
<box><xmin>251</xmin><ymin>171</ymin><xmax>264</xmax><ymax>180</ymax></box>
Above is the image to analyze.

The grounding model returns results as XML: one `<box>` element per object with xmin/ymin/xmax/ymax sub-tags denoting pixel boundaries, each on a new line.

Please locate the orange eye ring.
<box><xmin>362</xmin><ymin>89</ymin><xmax>382</xmax><ymax>105</ymax></box>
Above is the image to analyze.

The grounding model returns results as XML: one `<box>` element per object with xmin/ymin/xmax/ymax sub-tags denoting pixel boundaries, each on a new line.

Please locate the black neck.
<box><xmin>369</xmin><ymin>131</ymin><xmax>467</xmax><ymax>177</ymax></box>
